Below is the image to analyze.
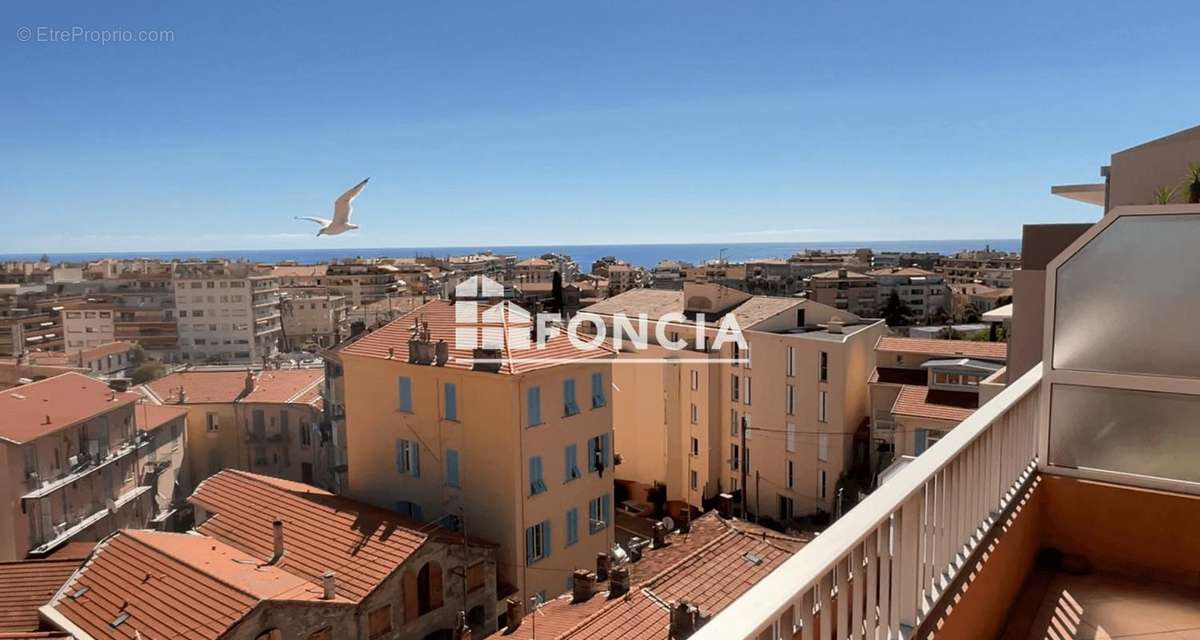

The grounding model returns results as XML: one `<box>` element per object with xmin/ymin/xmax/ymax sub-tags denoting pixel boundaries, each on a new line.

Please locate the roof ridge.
<box><xmin>284</xmin><ymin>374</ymin><xmax>326</xmax><ymax>403</ymax></box>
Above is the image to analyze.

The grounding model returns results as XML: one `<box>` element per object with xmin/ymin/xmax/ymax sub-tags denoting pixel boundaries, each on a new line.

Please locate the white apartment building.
<box><xmin>61</xmin><ymin>304</ymin><xmax>115</xmax><ymax>352</ymax></box>
<box><xmin>868</xmin><ymin>267</ymin><xmax>948</xmax><ymax>322</ymax></box>
<box><xmin>172</xmin><ymin>263</ymin><xmax>281</xmax><ymax>363</ymax></box>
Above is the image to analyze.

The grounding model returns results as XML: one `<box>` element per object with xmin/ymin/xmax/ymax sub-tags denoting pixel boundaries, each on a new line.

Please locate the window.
<box><xmin>563</xmin><ymin>379</ymin><xmax>580</xmax><ymax>416</ymax></box>
<box><xmin>819</xmin><ymin>351</ymin><xmax>829</xmax><ymax>382</ymax></box>
<box><xmin>690</xmin><ymin>470</ymin><xmax>698</xmax><ymax>489</ymax></box>
<box><xmin>690</xmin><ymin>437</ymin><xmax>699</xmax><ymax>456</ymax></box>
<box><xmin>446</xmin><ymin>449</ymin><xmax>460</xmax><ymax>487</ymax></box>
<box><xmin>205</xmin><ymin>413</ymin><xmax>219</xmax><ymax>432</ymax></box>
<box><xmin>730</xmin><ymin>374</ymin><xmax>739</xmax><ymax>401</ymax></box>
<box><xmin>786</xmin><ymin>460</ymin><xmax>795</xmax><ymax>488</ymax></box>
<box><xmin>786</xmin><ymin>346</ymin><xmax>795</xmax><ymax>377</ymax></box>
<box><xmin>743</xmin><ymin>377</ymin><xmax>752</xmax><ymax>405</ymax></box>
<box><xmin>526</xmin><ymin>386</ymin><xmax>542</xmax><ymax>426</ymax></box>
<box><xmin>566</xmin><ymin>508</ymin><xmax>579</xmax><ymax>546</ymax></box>
<box><xmin>564</xmin><ymin>444</ymin><xmax>580</xmax><ymax>482</ymax></box>
<box><xmin>398</xmin><ymin>377</ymin><xmax>412</xmax><ymax>412</ymax></box>
<box><xmin>730</xmin><ymin>409</ymin><xmax>738</xmax><ymax>436</ymax></box>
<box><xmin>785</xmin><ymin>385</ymin><xmax>795</xmax><ymax>416</ymax></box>
<box><xmin>818</xmin><ymin>432</ymin><xmax>829</xmax><ymax>462</ymax></box>
<box><xmin>529</xmin><ymin>456</ymin><xmax>546</xmax><ymax>495</ymax></box>
<box><xmin>591</xmin><ymin>372</ymin><xmax>606</xmax><ymax>408</ymax></box>
<box><xmin>689</xmin><ymin>403</ymin><xmax>698</xmax><ymax>424</ymax></box>
<box><xmin>818</xmin><ymin>470</ymin><xmax>827</xmax><ymax>501</ymax></box>
<box><xmin>588</xmin><ymin>493</ymin><xmax>611</xmax><ymax>533</ymax></box>
<box><xmin>396</xmin><ymin>500</ymin><xmax>423</xmax><ymax>520</ymax></box>
<box><xmin>300</xmin><ymin>421</ymin><xmax>312</xmax><ymax>447</ymax></box>
<box><xmin>818</xmin><ymin>390</ymin><xmax>828</xmax><ymax>423</ymax></box>
<box><xmin>690</xmin><ymin>369</ymin><xmax>699</xmax><ymax>391</ymax></box>
<box><xmin>465</xmin><ymin>562</ymin><xmax>485</xmax><ymax>593</ymax></box>
<box><xmin>395</xmin><ymin>439</ymin><xmax>420</xmax><ymax>477</ymax></box>
<box><xmin>730</xmin><ymin>444</ymin><xmax>739</xmax><ymax>470</ymax></box>
<box><xmin>416</xmin><ymin>562</ymin><xmax>443</xmax><ymax>615</ymax></box>
<box><xmin>778</xmin><ymin>495</ymin><xmax>795</xmax><ymax>521</ymax></box>
<box><xmin>367</xmin><ymin>605</ymin><xmax>392</xmax><ymax>638</ymax></box>
<box><xmin>786</xmin><ymin>423</ymin><xmax>796</xmax><ymax>453</ymax></box>
<box><xmin>443</xmin><ymin>383</ymin><xmax>458</xmax><ymax>421</ymax></box>
<box><xmin>587</xmin><ymin>434</ymin><xmax>610</xmax><ymax>474</ymax></box>
<box><xmin>525</xmin><ymin>520</ymin><xmax>551</xmax><ymax>564</ymax></box>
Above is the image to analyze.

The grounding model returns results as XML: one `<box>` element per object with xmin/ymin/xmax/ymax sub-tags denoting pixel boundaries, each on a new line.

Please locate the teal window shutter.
<box><xmin>525</xmin><ymin>526</ymin><xmax>534</xmax><ymax>564</ymax></box>
<box><xmin>527</xmin><ymin>386</ymin><xmax>541</xmax><ymax>426</ymax></box>
<box><xmin>398</xmin><ymin>377</ymin><xmax>412</xmax><ymax>412</ymax></box>
<box><xmin>566</xmin><ymin>508</ymin><xmax>578</xmax><ymax>545</ymax></box>
<box><xmin>444</xmin><ymin>383</ymin><xmax>457</xmax><ymax>420</ymax></box>
<box><xmin>565</xmin><ymin>444</ymin><xmax>578</xmax><ymax>481</ymax></box>
<box><xmin>544</xmin><ymin>521</ymin><xmax>551</xmax><ymax>557</ymax></box>
<box><xmin>915</xmin><ymin>429</ymin><xmax>928</xmax><ymax>455</ymax></box>
<box><xmin>395</xmin><ymin>439</ymin><xmax>404</xmax><ymax>473</ymax></box>
<box><xmin>446</xmin><ymin>449</ymin><xmax>460</xmax><ymax>487</ymax></box>
<box><xmin>591</xmin><ymin>372</ymin><xmax>605</xmax><ymax>407</ymax></box>
<box><xmin>412</xmin><ymin>443</ymin><xmax>421</xmax><ymax>477</ymax></box>
<box><xmin>587</xmin><ymin>438</ymin><xmax>597</xmax><ymax>472</ymax></box>
<box><xmin>564</xmin><ymin>379</ymin><xmax>579</xmax><ymax>416</ymax></box>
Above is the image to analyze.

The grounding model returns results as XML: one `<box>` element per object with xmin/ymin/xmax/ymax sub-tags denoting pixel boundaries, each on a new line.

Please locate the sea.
<box><xmin>0</xmin><ymin>239</ymin><xmax>1019</xmax><ymax>269</ymax></box>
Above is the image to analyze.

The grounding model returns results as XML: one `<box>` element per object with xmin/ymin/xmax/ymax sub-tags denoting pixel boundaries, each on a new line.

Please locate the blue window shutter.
<box><xmin>528</xmin><ymin>387</ymin><xmax>540</xmax><ymax>426</ymax></box>
<box><xmin>412</xmin><ymin>503</ymin><xmax>423</xmax><ymax>521</ymax></box>
<box><xmin>544</xmin><ymin>521</ymin><xmax>551</xmax><ymax>557</ymax></box>
<box><xmin>446</xmin><ymin>449</ymin><xmax>460</xmax><ymax>487</ymax></box>
<box><xmin>587</xmin><ymin>439</ymin><xmax>597</xmax><ymax>472</ymax></box>
<box><xmin>398</xmin><ymin>377</ymin><xmax>412</xmax><ymax>412</ymax></box>
<box><xmin>601</xmin><ymin>434</ymin><xmax>611</xmax><ymax>467</ymax></box>
<box><xmin>444</xmin><ymin>383</ymin><xmax>457</xmax><ymax>420</ymax></box>
<box><xmin>412</xmin><ymin>444</ymin><xmax>421</xmax><ymax>477</ymax></box>
<box><xmin>915</xmin><ymin>429</ymin><xmax>928</xmax><ymax>455</ymax></box>
<box><xmin>566</xmin><ymin>508</ymin><xmax>578</xmax><ymax>545</ymax></box>
<box><xmin>525</xmin><ymin>527</ymin><xmax>534</xmax><ymax>564</ymax></box>
<box><xmin>591</xmin><ymin>372</ymin><xmax>604</xmax><ymax>406</ymax></box>
<box><xmin>564</xmin><ymin>445</ymin><xmax>575</xmax><ymax>481</ymax></box>
<box><xmin>395</xmin><ymin>439</ymin><xmax>404</xmax><ymax>473</ymax></box>
<box><xmin>603</xmin><ymin>494</ymin><xmax>611</xmax><ymax>527</ymax></box>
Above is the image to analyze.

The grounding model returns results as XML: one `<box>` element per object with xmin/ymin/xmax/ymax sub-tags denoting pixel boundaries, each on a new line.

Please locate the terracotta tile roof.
<box><xmin>584</xmin><ymin>289</ymin><xmax>810</xmax><ymax>330</ymax></box>
<box><xmin>867</xmin><ymin>267</ymin><xmax>938</xmax><ymax>277</ymax></box>
<box><xmin>809</xmin><ymin>269</ymin><xmax>873</xmax><ymax>279</ymax></box>
<box><xmin>340</xmin><ymin>299</ymin><xmax>615</xmax><ymax>375</ymax></box>
<box><xmin>78</xmin><ymin>342</ymin><xmax>137</xmax><ymax>361</ymax></box>
<box><xmin>891</xmin><ymin>385</ymin><xmax>978</xmax><ymax>423</ymax></box>
<box><xmin>0</xmin><ymin>559</ymin><xmax>81</xmax><ymax>634</ymax></box>
<box><xmin>133</xmin><ymin>403</ymin><xmax>188</xmax><ymax>432</ymax></box>
<box><xmin>0</xmin><ymin>373</ymin><xmax>139</xmax><ymax>445</ymax></box>
<box><xmin>142</xmin><ymin>371</ymin><xmax>249</xmax><ymax>404</ymax></box>
<box><xmin>240</xmin><ymin>369</ymin><xmax>324</xmax><ymax>405</ymax></box>
<box><xmin>875</xmin><ymin>336</ymin><xmax>1007</xmax><ymax>361</ymax></box>
<box><xmin>729</xmin><ymin>297</ymin><xmax>805</xmax><ymax>329</ymax></box>
<box><xmin>506</xmin><ymin>513</ymin><xmax>807</xmax><ymax>640</ymax></box>
<box><xmin>47</xmin><ymin>529</ymin><xmax>345</xmax><ymax>640</ymax></box>
<box><xmin>190</xmin><ymin>470</ymin><xmax>475</xmax><ymax>602</ymax></box>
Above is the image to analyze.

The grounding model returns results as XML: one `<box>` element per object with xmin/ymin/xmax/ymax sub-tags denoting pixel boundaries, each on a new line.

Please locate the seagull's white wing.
<box><xmin>295</xmin><ymin>216</ymin><xmax>331</xmax><ymax>226</ymax></box>
<box><xmin>332</xmin><ymin>177</ymin><xmax>369</xmax><ymax>225</ymax></box>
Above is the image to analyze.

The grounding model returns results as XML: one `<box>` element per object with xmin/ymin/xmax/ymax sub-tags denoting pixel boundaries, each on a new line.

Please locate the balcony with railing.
<box><xmin>693</xmin><ymin>205</ymin><xmax>1200</xmax><ymax>640</ymax></box>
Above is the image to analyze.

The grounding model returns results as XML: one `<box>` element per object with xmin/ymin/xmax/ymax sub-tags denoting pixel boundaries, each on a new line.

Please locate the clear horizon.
<box><xmin>4</xmin><ymin>2</ymin><xmax>1195</xmax><ymax>252</ymax></box>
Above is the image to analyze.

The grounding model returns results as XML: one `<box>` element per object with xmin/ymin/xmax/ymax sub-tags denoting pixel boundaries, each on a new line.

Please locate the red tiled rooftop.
<box><xmin>506</xmin><ymin>513</ymin><xmax>807</xmax><ymax>640</ymax></box>
<box><xmin>133</xmin><ymin>402</ymin><xmax>188</xmax><ymax>432</ymax></box>
<box><xmin>891</xmin><ymin>384</ymin><xmax>978</xmax><ymax>423</ymax></box>
<box><xmin>340</xmin><ymin>299</ymin><xmax>615</xmax><ymax>374</ymax></box>
<box><xmin>272</xmin><ymin>265</ymin><xmax>328</xmax><ymax>278</ymax></box>
<box><xmin>143</xmin><ymin>371</ymin><xmax>249</xmax><ymax>404</ymax></box>
<box><xmin>191</xmin><ymin>469</ymin><xmax>486</xmax><ymax>602</ymax></box>
<box><xmin>240</xmin><ymin>369</ymin><xmax>323</xmax><ymax>405</ymax></box>
<box><xmin>876</xmin><ymin>336</ymin><xmax>1007</xmax><ymax>360</ymax></box>
<box><xmin>0</xmin><ymin>373</ymin><xmax>139</xmax><ymax>445</ymax></box>
<box><xmin>0</xmin><ymin>559</ymin><xmax>82</xmax><ymax>634</ymax></box>
<box><xmin>48</xmin><ymin>529</ymin><xmax>341</xmax><ymax>640</ymax></box>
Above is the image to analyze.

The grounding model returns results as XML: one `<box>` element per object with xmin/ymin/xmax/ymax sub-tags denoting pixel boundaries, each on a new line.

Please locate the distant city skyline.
<box><xmin>4</xmin><ymin>1</ymin><xmax>1198</xmax><ymax>252</ymax></box>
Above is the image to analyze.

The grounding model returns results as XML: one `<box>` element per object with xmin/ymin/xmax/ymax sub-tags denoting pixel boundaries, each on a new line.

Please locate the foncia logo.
<box><xmin>453</xmin><ymin>275</ymin><xmax>749</xmax><ymax>364</ymax></box>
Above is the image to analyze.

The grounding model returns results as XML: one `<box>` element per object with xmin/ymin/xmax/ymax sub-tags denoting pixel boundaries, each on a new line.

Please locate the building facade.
<box><xmin>172</xmin><ymin>262</ymin><xmax>281</xmax><ymax>364</ymax></box>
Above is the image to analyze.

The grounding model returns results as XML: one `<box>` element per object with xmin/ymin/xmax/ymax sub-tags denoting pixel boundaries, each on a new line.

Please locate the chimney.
<box><xmin>669</xmin><ymin>600</ymin><xmax>709</xmax><ymax>640</ymax></box>
<box><xmin>717</xmin><ymin>492</ymin><xmax>733</xmax><ymax>518</ymax></box>
<box><xmin>178</xmin><ymin>388</ymin><xmax>187</xmax><ymax>404</ymax></box>
<box><xmin>434</xmin><ymin>340</ymin><xmax>449</xmax><ymax>366</ymax></box>
<box><xmin>321</xmin><ymin>571</ymin><xmax>336</xmax><ymax>599</ymax></box>
<box><xmin>837</xmin><ymin>268</ymin><xmax>848</xmax><ymax>279</ymax></box>
<box><xmin>504</xmin><ymin>598</ymin><xmax>522</xmax><ymax>633</ymax></box>
<box><xmin>244</xmin><ymin>370</ymin><xmax>256</xmax><ymax>396</ymax></box>
<box><xmin>609</xmin><ymin>566</ymin><xmax>630</xmax><ymax>597</ymax></box>
<box><xmin>651</xmin><ymin>522</ymin><xmax>667</xmax><ymax>549</ymax></box>
<box><xmin>828</xmin><ymin>318</ymin><xmax>845</xmax><ymax>335</ymax></box>
<box><xmin>269</xmin><ymin>519</ymin><xmax>285</xmax><ymax>564</ymax></box>
<box><xmin>454</xmin><ymin>611</ymin><xmax>471</xmax><ymax>640</ymax></box>
<box><xmin>572</xmin><ymin>569</ymin><xmax>594</xmax><ymax>603</ymax></box>
<box><xmin>595</xmin><ymin>552</ymin><xmax>611</xmax><ymax>582</ymax></box>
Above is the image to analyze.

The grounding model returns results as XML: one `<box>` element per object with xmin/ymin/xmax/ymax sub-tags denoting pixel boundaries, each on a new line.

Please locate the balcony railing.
<box><xmin>692</xmin><ymin>365</ymin><xmax>1043</xmax><ymax>640</ymax></box>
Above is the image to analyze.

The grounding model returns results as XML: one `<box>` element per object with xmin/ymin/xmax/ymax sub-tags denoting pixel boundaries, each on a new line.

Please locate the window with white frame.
<box><xmin>817</xmin><ymin>390</ymin><xmax>828</xmax><ymax>423</ymax></box>
<box><xmin>786</xmin><ymin>346</ymin><xmax>795</xmax><ymax>377</ymax></box>
<box><xmin>818</xmin><ymin>432</ymin><xmax>829</xmax><ymax>462</ymax></box>
<box><xmin>786</xmin><ymin>460</ymin><xmax>794</xmax><ymax>488</ymax></box>
<box><xmin>785</xmin><ymin>384</ymin><xmax>795</xmax><ymax>416</ymax></box>
<box><xmin>690</xmin><ymin>403</ymin><xmax>698</xmax><ymax>424</ymax></box>
<box><xmin>690</xmin><ymin>369</ymin><xmax>699</xmax><ymax>391</ymax></box>
<box><xmin>818</xmin><ymin>351</ymin><xmax>829</xmax><ymax>382</ymax></box>
<box><xmin>690</xmin><ymin>437</ymin><xmax>699</xmax><ymax>455</ymax></box>
<box><xmin>786</xmin><ymin>422</ymin><xmax>796</xmax><ymax>452</ymax></box>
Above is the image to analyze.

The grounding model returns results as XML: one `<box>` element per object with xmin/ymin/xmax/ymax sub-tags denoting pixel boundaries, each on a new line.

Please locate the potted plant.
<box><xmin>1186</xmin><ymin>162</ymin><xmax>1200</xmax><ymax>204</ymax></box>
<box><xmin>1152</xmin><ymin>184</ymin><xmax>1178</xmax><ymax>205</ymax></box>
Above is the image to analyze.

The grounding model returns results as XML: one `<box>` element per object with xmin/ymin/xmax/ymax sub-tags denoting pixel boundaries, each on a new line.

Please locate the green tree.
<box><xmin>881</xmin><ymin>290</ymin><xmax>912</xmax><ymax>327</ymax></box>
<box><xmin>130</xmin><ymin>360</ymin><xmax>165</xmax><ymax>385</ymax></box>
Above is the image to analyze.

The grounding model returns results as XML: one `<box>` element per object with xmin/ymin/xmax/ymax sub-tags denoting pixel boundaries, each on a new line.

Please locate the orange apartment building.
<box><xmin>337</xmin><ymin>294</ymin><xmax>617</xmax><ymax>608</ymax></box>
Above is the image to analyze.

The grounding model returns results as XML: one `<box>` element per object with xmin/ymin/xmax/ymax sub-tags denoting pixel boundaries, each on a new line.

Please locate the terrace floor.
<box><xmin>1014</xmin><ymin>570</ymin><xmax>1200</xmax><ymax>639</ymax></box>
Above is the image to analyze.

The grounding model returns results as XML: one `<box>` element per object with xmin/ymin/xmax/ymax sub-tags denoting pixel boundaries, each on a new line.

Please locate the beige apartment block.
<box><xmin>513</xmin><ymin>257</ymin><xmax>556</xmax><ymax>285</ymax></box>
<box><xmin>867</xmin><ymin>267</ymin><xmax>948</xmax><ymax>322</ymax></box>
<box><xmin>281</xmin><ymin>292</ymin><xmax>348</xmax><ymax>350</ymax></box>
<box><xmin>326</xmin><ymin>261</ymin><xmax>404</xmax><ymax>306</ymax></box>
<box><xmin>606</xmin><ymin>264</ymin><xmax>645</xmax><ymax>295</ymax></box>
<box><xmin>138</xmin><ymin>368</ymin><xmax>333</xmax><ymax>493</ymax></box>
<box><xmin>338</xmin><ymin>297</ymin><xmax>617</xmax><ymax>606</ymax></box>
<box><xmin>61</xmin><ymin>304</ymin><xmax>115</xmax><ymax>353</ymax></box>
<box><xmin>584</xmin><ymin>283</ymin><xmax>885</xmax><ymax>525</ymax></box>
<box><xmin>0</xmin><ymin>373</ymin><xmax>169</xmax><ymax>562</ymax></box>
<box><xmin>936</xmin><ymin>247</ymin><xmax>1020</xmax><ymax>288</ymax></box>
<box><xmin>172</xmin><ymin>262</ymin><xmax>281</xmax><ymax>364</ymax></box>
<box><xmin>804</xmin><ymin>268</ymin><xmax>879</xmax><ymax>317</ymax></box>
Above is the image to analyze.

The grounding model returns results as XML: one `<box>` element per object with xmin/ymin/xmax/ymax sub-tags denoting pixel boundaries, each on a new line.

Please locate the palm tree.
<box><xmin>1152</xmin><ymin>184</ymin><xmax>1178</xmax><ymax>205</ymax></box>
<box><xmin>1186</xmin><ymin>162</ymin><xmax>1200</xmax><ymax>204</ymax></box>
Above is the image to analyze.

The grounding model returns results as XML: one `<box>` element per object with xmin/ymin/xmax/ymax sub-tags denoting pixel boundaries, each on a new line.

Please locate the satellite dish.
<box><xmin>661</xmin><ymin>516</ymin><xmax>675</xmax><ymax>531</ymax></box>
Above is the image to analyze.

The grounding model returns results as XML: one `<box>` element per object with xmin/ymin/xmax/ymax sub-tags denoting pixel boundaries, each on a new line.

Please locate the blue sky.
<box><xmin>2</xmin><ymin>1</ymin><xmax>1197</xmax><ymax>252</ymax></box>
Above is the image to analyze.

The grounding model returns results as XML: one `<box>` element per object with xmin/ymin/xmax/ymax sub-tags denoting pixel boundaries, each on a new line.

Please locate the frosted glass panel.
<box><xmin>1049</xmin><ymin>384</ymin><xmax>1200</xmax><ymax>484</ymax></box>
<box><xmin>1053</xmin><ymin>215</ymin><xmax>1200</xmax><ymax>378</ymax></box>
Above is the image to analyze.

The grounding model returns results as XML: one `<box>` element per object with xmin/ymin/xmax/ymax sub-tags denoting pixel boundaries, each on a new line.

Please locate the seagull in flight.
<box><xmin>295</xmin><ymin>178</ymin><xmax>369</xmax><ymax>236</ymax></box>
